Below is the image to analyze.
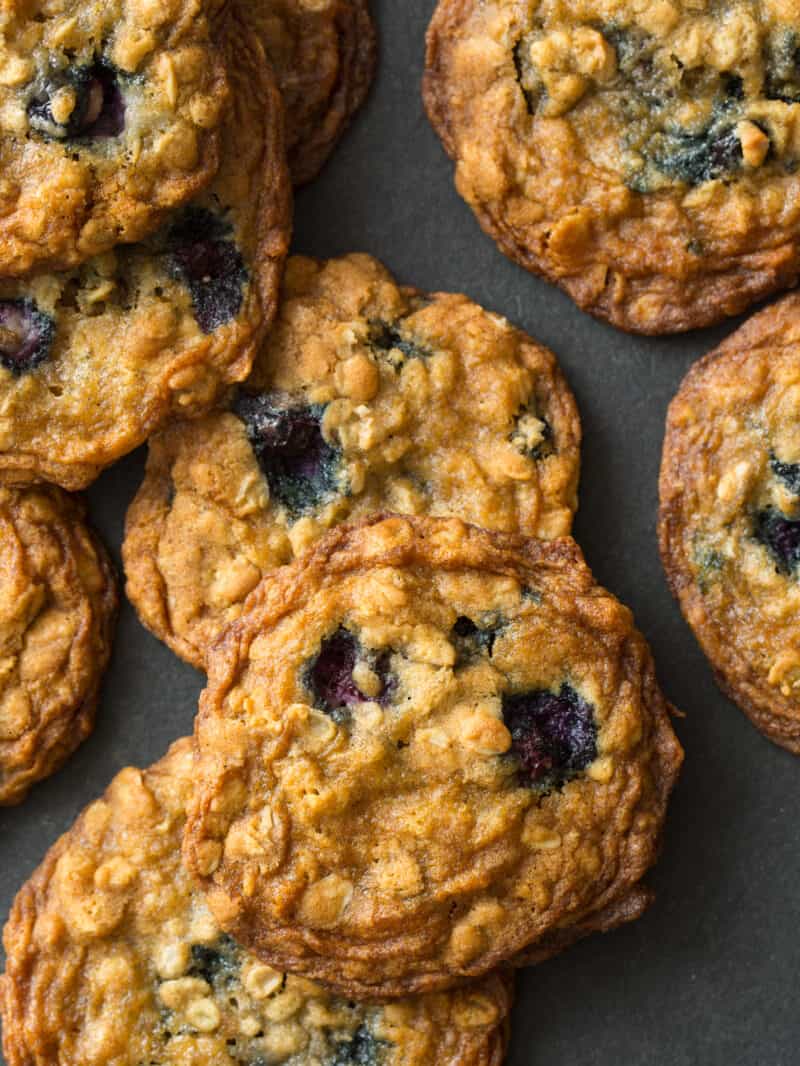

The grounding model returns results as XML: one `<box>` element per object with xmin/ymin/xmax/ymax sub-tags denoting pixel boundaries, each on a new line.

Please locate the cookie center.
<box><xmin>502</xmin><ymin>684</ymin><xmax>598</xmax><ymax>789</ymax></box>
<box><xmin>0</xmin><ymin>299</ymin><xmax>55</xmax><ymax>375</ymax></box>
<box><xmin>168</xmin><ymin>209</ymin><xmax>247</xmax><ymax>333</ymax></box>
<box><xmin>28</xmin><ymin>62</ymin><xmax>125</xmax><ymax>140</ymax></box>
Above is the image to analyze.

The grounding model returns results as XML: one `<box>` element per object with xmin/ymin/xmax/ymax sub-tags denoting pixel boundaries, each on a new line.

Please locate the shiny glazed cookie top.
<box><xmin>660</xmin><ymin>294</ymin><xmax>800</xmax><ymax>753</ymax></box>
<box><xmin>424</xmin><ymin>0</ymin><xmax>800</xmax><ymax>333</ymax></box>
<box><xmin>185</xmin><ymin>516</ymin><xmax>682</xmax><ymax>997</ymax></box>
<box><xmin>0</xmin><ymin>0</ymin><xmax>229</xmax><ymax>276</ymax></box>
<box><xmin>0</xmin><ymin>740</ymin><xmax>513</xmax><ymax>1066</ymax></box>
<box><xmin>0</xmin><ymin>12</ymin><xmax>290</xmax><ymax>491</ymax></box>
<box><xmin>122</xmin><ymin>253</ymin><xmax>580</xmax><ymax>668</ymax></box>
<box><xmin>0</xmin><ymin>485</ymin><xmax>117</xmax><ymax>805</ymax></box>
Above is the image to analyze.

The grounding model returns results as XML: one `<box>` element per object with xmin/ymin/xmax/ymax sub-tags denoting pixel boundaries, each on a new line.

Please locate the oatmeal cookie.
<box><xmin>184</xmin><ymin>514</ymin><xmax>683</xmax><ymax>998</ymax></box>
<box><xmin>0</xmin><ymin>485</ymin><xmax>117</xmax><ymax>806</ymax></box>
<box><xmin>660</xmin><ymin>293</ymin><xmax>800</xmax><ymax>754</ymax></box>
<box><xmin>0</xmin><ymin>0</ymin><xmax>230</xmax><ymax>277</ymax></box>
<box><xmin>0</xmin><ymin>15</ymin><xmax>291</xmax><ymax>491</ymax></box>
<box><xmin>0</xmin><ymin>739</ymin><xmax>514</xmax><ymax>1066</ymax></box>
<box><xmin>424</xmin><ymin>0</ymin><xmax>800</xmax><ymax>334</ymax></box>
<box><xmin>123</xmin><ymin>253</ymin><xmax>581</xmax><ymax>670</ymax></box>
<box><xmin>253</xmin><ymin>0</ymin><xmax>377</xmax><ymax>186</ymax></box>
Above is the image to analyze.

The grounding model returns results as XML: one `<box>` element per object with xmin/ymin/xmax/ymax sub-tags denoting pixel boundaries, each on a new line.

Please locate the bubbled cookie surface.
<box><xmin>251</xmin><ymin>0</ymin><xmax>377</xmax><ymax>185</ymax></box>
<box><xmin>0</xmin><ymin>9</ymin><xmax>291</xmax><ymax>491</ymax></box>
<box><xmin>660</xmin><ymin>294</ymin><xmax>800</xmax><ymax>754</ymax></box>
<box><xmin>0</xmin><ymin>739</ymin><xmax>513</xmax><ymax>1066</ymax></box>
<box><xmin>0</xmin><ymin>0</ymin><xmax>229</xmax><ymax>276</ymax></box>
<box><xmin>184</xmin><ymin>515</ymin><xmax>683</xmax><ymax>998</ymax></box>
<box><xmin>122</xmin><ymin>253</ymin><xmax>581</xmax><ymax>669</ymax></box>
<box><xmin>0</xmin><ymin>485</ymin><xmax>117</xmax><ymax>805</ymax></box>
<box><xmin>424</xmin><ymin>0</ymin><xmax>800</xmax><ymax>334</ymax></box>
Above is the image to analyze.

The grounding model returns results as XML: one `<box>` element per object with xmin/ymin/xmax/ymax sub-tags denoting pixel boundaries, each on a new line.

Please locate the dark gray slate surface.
<box><xmin>1</xmin><ymin>4</ymin><xmax>799</xmax><ymax>1064</ymax></box>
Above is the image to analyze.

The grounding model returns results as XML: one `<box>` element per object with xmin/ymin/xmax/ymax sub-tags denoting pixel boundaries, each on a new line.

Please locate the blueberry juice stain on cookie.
<box><xmin>0</xmin><ymin>300</ymin><xmax>55</xmax><ymax>375</ymax></box>
<box><xmin>235</xmin><ymin>392</ymin><xmax>343</xmax><ymax>515</ymax></box>
<box><xmin>168</xmin><ymin>209</ymin><xmax>248</xmax><ymax>334</ymax></box>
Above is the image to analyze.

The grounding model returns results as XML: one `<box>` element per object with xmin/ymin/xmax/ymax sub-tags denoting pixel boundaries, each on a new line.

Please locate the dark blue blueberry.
<box><xmin>306</xmin><ymin>629</ymin><xmax>394</xmax><ymax>722</ymax></box>
<box><xmin>451</xmin><ymin>615</ymin><xmax>499</xmax><ymax>664</ymax></box>
<box><xmin>512</xmin><ymin>408</ymin><xmax>554</xmax><ymax>460</ymax></box>
<box><xmin>754</xmin><ymin>507</ymin><xmax>800</xmax><ymax>575</ymax></box>
<box><xmin>770</xmin><ymin>454</ymin><xmax>800</xmax><ymax>495</ymax></box>
<box><xmin>329</xmin><ymin>1026</ymin><xmax>387</xmax><ymax>1066</ymax></box>
<box><xmin>187</xmin><ymin>934</ymin><xmax>240</xmax><ymax>987</ymax></box>
<box><xmin>234</xmin><ymin>394</ymin><xmax>341</xmax><ymax>516</ymax></box>
<box><xmin>0</xmin><ymin>299</ymin><xmax>55</xmax><ymax>375</ymax></box>
<box><xmin>653</xmin><ymin>122</ymin><xmax>743</xmax><ymax>185</ymax></box>
<box><xmin>502</xmin><ymin>684</ymin><xmax>597</xmax><ymax>790</ymax></box>
<box><xmin>369</xmin><ymin>320</ymin><xmax>430</xmax><ymax>363</ymax></box>
<box><xmin>28</xmin><ymin>62</ymin><xmax>125</xmax><ymax>141</ymax></box>
<box><xmin>167</xmin><ymin>209</ymin><xmax>247</xmax><ymax>334</ymax></box>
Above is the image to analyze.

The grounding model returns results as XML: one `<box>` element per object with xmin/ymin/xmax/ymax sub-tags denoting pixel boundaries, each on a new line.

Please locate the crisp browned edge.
<box><xmin>422</xmin><ymin>0</ymin><xmax>800</xmax><ymax>336</ymax></box>
<box><xmin>288</xmin><ymin>0</ymin><xmax>378</xmax><ymax>186</ymax></box>
<box><xmin>0</xmin><ymin>489</ymin><xmax>119</xmax><ymax>806</ymax></box>
<box><xmin>186</xmin><ymin>513</ymin><xmax>683</xmax><ymax>999</ymax></box>
<box><xmin>658</xmin><ymin>293</ymin><xmax>800</xmax><ymax>754</ymax></box>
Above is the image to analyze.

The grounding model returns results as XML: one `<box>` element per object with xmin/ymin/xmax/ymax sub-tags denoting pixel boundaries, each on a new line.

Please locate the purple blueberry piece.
<box><xmin>451</xmin><ymin>615</ymin><xmax>499</xmax><ymax>663</ymax></box>
<box><xmin>502</xmin><ymin>684</ymin><xmax>597</xmax><ymax>790</ymax></box>
<box><xmin>770</xmin><ymin>454</ymin><xmax>800</xmax><ymax>495</ymax></box>
<box><xmin>755</xmin><ymin>507</ymin><xmax>800</xmax><ymax>574</ymax></box>
<box><xmin>0</xmin><ymin>299</ymin><xmax>55</xmax><ymax>375</ymax></box>
<box><xmin>28</xmin><ymin>62</ymin><xmax>125</xmax><ymax>141</ymax></box>
<box><xmin>167</xmin><ymin>209</ymin><xmax>247</xmax><ymax>334</ymax></box>
<box><xmin>234</xmin><ymin>394</ymin><xmax>341</xmax><ymax>516</ymax></box>
<box><xmin>307</xmin><ymin>629</ymin><xmax>394</xmax><ymax>722</ymax></box>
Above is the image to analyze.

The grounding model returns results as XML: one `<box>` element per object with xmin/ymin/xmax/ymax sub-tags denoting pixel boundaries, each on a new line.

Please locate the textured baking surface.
<box><xmin>0</xmin><ymin>3</ymin><xmax>799</xmax><ymax>1065</ymax></box>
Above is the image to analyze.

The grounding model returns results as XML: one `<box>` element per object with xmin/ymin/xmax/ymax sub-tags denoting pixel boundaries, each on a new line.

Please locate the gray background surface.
<box><xmin>2</xmin><ymin>3</ymin><xmax>799</xmax><ymax>1063</ymax></box>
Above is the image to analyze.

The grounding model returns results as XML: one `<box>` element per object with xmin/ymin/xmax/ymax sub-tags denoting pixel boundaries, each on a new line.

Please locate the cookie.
<box><xmin>122</xmin><ymin>253</ymin><xmax>581</xmax><ymax>670</ymax></box>
<box><xmin>0</xmin><ymin>0</ymin><xmax>230</xmax><ymax>277</ymax></box>
<box><xmin>253</xmin><ymin>0</ymin><xmax>377</xmax><ymax>185</ymax></box>
<box><xmin>0</xmin><ymin>739</ymin><xmax>514</xmax><ymax>1066</ymax></box>
<box><xmin>660</xmin><ymin>293</ymin><xmax>800</xmax><ymax>754</ymax></box>
<box><xmin>184</xmin><ymin>514</ymin><xmax>683</xmax><ymax>998</ymax></box>
<box><xmin>0</xmin><ymin>13</ymin><xmax>291</xmax><ymax>491</ymax></box>
<box><xmin>424</xmin><ymin>1</ymin><xmax>800</xmax><ymax>334</ymax></box>
<box><xmin>0</xmin><ymin>485</ymin><xmax>117</xmax><ymax>806</ymax></box>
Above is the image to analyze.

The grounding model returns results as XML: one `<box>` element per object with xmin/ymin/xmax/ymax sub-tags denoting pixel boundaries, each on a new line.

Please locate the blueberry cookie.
<box><xmin>253</xmin><ymin>0</ymin><xmax>377</xmax><ymax>185</ymax></box>
<box><xmin>424</xmin><ymin>1</ymin><xmax>800</xmax><ymax>334</ymax></box>
<box><xmin>184</xmin><ymin>515</ymin><xmax>683</xmax><ymax>998</ymax></box>
<box><xmin>660</xmin><ymin>294</ymin><xmax>800</xmax><ymax>754</ymax></box>
<box><xmin>0</xmin><ymin>0</ymin><xmax>230</xmax><ymax>277</ymax></box>
<box><xmin>0</xmin><ymin>16</ymin><xmax>291</xmax><ymax>491</ymax></box>
<box><xmin>0</xmin><ymin>485</ymin><xmax>117</xmax><ymax>806</ymax></box>
<box><xmin>0</xmin><ymin>739</ymin><xmax>514</xmax><ymax>1066</ymax></box>
<box><xmin>122</xmin><ymin>253</ymin><xmax>581</xmax><ymax>670</ymax></box>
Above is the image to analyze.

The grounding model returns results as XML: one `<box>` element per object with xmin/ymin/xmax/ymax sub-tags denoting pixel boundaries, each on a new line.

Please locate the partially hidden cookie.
<box><xmin>424</xmin><ymin>1</ymin><xmax>800</xmax><ymax>334</ymax></box>
<box><xmin>0</xmin><ymin>0</ymin><xmax>229</xmax><ymax>277</ymax></box>
<box><xmin>660</xmin><ymin>293</ymin><xmax>800</xmax><ymax>754</ymax></box>
<box><xmin>0</xmin><ymin>14</ymin><xmax>291</xmax><ymax>491</ymax></box>
<box><xmin>123</xmin><ymin>253</ymin><xmax>581</xmax><ymax>670</ymax></box>
<box><xmin>253</xmin><ymin>0</ymin><xmax>377</xmax><ymax>185</ymax></box>
<box><xmin>0</xmin><ymin>485</ymin><xmax>117</xmax><ymax>806</ymax></box>
<box><xmin>184</xmin><ymin>515</ymin><xmax>683</xmax><ymax>998</ymax></box>
<box><xmin>0</xmin><ymin>739</ymin><xmax>514</xmax><ymax>1066</ymax></box>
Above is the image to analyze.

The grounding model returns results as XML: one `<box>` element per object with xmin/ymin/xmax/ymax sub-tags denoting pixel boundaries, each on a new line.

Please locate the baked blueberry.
<box><xmin>770</xmin><ymin>455</ymin><xmax>800</xmax><ymax>495</ymax></box>
<box><xmin>167</xmin><ymin>210</ymin><xmax>248</xmax><ymax>334</ymax></box>
<box><xmin>0</xmin><ymin>300</ymin><xmax>55</xmax><ymax>375</ymax></box>
<box><xmin>234</xmin><ymin>394</ymin><xmax>342</xmax><ymax>516</ymax></box>
<box><xmin>187</xmin><ymin>935</ymin><xmax>240</xmax><ymax>988</ymax></box>
<box><xmin>502</xmin><ymin>684</ymin><xmax>597</xmax><ymax>789</ymax></box>
<box><xmin>27</xmin><ymin>62</ymin><xmax>125</xmax><ymax>141</ymax></box>
<box><xmin>369</xmin><ymin>319</ymin><xmax>431</xmax><ymax>364</ymax></box>
<box><xmin>754</xmin><ymin>508</ymin><xmax>800</xmax><ymax>574</ymax></box>
<box><xmin>653</xmin><ymin>122</ymin><xmax>744</xmax><ymax>186</ymax></box>
<box><xmin>307</xmin><ymin>629</ymin><xmax>393</xmax><ymax>721</ymax></box>
<box><xmin>330</xmin><ymin>1026</ymin><xmax>386</xmax><ymax>1066</ymax></box>
<box><xmin>451</xmin><ymin>615</ymin><xmax>499</xmax><ymax>663</ymax></box>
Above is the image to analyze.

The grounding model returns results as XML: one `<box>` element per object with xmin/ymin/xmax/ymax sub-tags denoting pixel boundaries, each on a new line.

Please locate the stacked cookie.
<box><xmin>0</xmin><ymin>4</ymin><xmax>687</xmax><ymax>1065</ymax></box>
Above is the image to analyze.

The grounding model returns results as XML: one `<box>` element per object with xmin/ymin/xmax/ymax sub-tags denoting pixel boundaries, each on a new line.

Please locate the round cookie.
<box><xmin>253</xmin><ymin>0</ymin><xmax>377</xmax><ymax>186</ymax></box>
<box><xmin>0</xmin><ymin>14</ymin><xmax>291</xmax><ymax>491</ymax></box>
<box><xmin>0</xmin><ymin>485</ymin><xmax>117</xmax><ymax>806</ymax></box>
<box><xmin>660</xmin><ymin>293</ymin><xmax>800</xmax><ymax>754</ymax></box>
<box><xmin>123</xmin><ymin>253</ymin><xmax>581</xmax><ymax>670</ymax></box>
<box><xmin>184</xmin><ymin>515</ymin><xmax>683</xmax><ymax>998</ymax></box>
<box><xmin>0</xmin><ymin>0</ymin><xmax>229</xmax><ymax>277</ymax></box>
<box><xmin>424</xmin><ymin>1</ymin><xmax>800</xmax><ymax>334</ymax></box>
<box><xmin>0</xmin><ymin>739</ymin><xmax>514</xmax><ymax>1066</ymax></box>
